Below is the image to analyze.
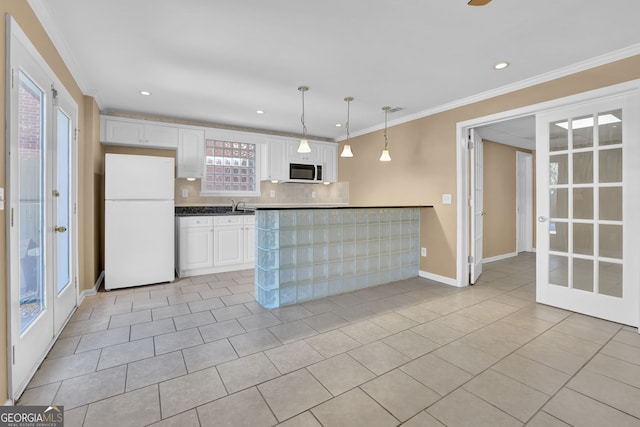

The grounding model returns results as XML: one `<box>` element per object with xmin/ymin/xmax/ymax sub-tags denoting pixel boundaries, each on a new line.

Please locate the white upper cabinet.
<box><xmin>263</xmin><ymin>138</ymin><xmax>288</xmax><ymax>182</ymax></box>
<box><xmin>177</xmin><ymin>128</ymin><xmax>205</xmax><ymax>179</ymax></box>
<box><xmin>101</xmin><ymin>116</ymin><xmax>178</xmax><ymax>149</ymax></box>
<box><xmin>320</xmin><ymin>143</ymin><xmax>338</xmax><ymax>183</ymax></box>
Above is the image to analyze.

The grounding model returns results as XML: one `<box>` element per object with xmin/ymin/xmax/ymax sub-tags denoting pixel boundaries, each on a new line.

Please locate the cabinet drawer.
<box><xmin>180</xmin><ymin>216</ymin><xmax>214</xmax><ymax>227</ymax></box>
<box><xmin>214</xmin><ymin>216</ymin><xmax>243</xmax><ymax>226</ymax></box>
<box><xmin>244</xmin><ymin>216</ymin><xmax>256</xmax><ymax>225</ymax></box>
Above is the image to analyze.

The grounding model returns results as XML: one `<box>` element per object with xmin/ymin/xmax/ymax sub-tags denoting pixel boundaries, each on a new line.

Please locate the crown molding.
<box><xmin>339</xmin><ymin>43</ymin><xmax>640</xmax><ymax>141</ymax></box>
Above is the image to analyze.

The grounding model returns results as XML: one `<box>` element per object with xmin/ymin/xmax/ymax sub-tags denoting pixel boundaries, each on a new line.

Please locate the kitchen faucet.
<box><xmin>230</xmin><ymin>200</ymin><xmax>246</xmax><ymax>212</ymax></box>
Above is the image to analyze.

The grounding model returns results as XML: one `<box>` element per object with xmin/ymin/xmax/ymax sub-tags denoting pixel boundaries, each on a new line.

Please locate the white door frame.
<box><xmin>456</xmin><ymin>79</ymin><xmax>640</xmax><ymax>288</ymax></box>
<box><xmin>516</xmin><ymin>151</ymin><xmax>534</xmax><ymax>253</ymax></box>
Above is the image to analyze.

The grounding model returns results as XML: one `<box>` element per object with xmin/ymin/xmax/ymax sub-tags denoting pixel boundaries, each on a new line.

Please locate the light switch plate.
<box><xmin>442</xmin><ymin>194</ymin><xmax>452</xmax><ymax>205</ymax></box>
<box><xmin>181</xmin><ymin>189</ymin><xmax>188</xmax><ymax>198</ymax></box>
<box><xmin>421</xmin><ymin>247</ymin><xmax>427</xmax><ymax>257</ymax></box>
<box><xmin>270</xmin><ymin>190</ymin><xmax>276</xmax><ymax>198</ymax></box>
<box><xmin>311</xmin><ymin>191</ymin><xmax>316</xmax><ymax>198</ymax></box>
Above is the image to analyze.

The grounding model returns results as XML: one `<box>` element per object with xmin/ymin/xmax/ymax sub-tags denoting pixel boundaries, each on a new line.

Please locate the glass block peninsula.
<box><xmin>255</xmin><ymin>206</ymin><xmax>426</xmax><ymax>308</ymax></box>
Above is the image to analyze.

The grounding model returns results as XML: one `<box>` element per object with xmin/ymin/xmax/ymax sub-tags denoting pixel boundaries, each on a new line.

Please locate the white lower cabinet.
<box><xmin>176</xmin><ymin>215</ymin><xmax>255</xmax><ymax>277</ymax></box>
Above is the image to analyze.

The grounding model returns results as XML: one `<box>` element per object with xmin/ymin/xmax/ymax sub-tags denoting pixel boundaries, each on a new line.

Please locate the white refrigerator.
<box><xmin>105</xmin><ymin>153</ymin><xmax>175</xmax><ymax>290</ymax></box>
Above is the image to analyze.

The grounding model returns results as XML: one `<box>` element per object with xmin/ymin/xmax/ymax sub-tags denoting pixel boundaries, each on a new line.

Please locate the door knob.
<box><xmin>52</xmin><ymin>190</ymin><xmax>60</xmax><ymax>197</ymax></box>
<box><xmin>54</xmin><ymin>226</ymin><xmax>67</xmax><ymax>232</ymax></box>
<box><xmin>537</xmin><ymin>216</ymin><xmax>548</xmax><ymax>223</ymax></box>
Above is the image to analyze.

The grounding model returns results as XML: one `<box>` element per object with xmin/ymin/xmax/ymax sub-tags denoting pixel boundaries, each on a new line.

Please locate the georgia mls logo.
<box><xmin>0</xmin><ymin>405</ymin><xmax>64</xmax><ymax>427</ymax></box>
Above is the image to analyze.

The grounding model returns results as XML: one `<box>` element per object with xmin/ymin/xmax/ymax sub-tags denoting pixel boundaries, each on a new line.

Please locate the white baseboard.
<box><xmin>419</xmin><ymin>270</ymin><xmax>460</xmax><ymax>287</ymax></box>
<box><xmin>3</xmin><ymin>399</ymin><xmax>13</xmax><ymax>406</ymax></box>
<box><xmin>80</xmin><ymin>270</ymin><xmax>104</xmax><ymax>303</ymax></box>
<box><xmin>483</xmin><ymin>252</ymin><xmax>518</xmax><ymax>263</ymax></box>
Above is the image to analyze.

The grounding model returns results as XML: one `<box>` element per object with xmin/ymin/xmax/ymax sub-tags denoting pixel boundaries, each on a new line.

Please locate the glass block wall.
<box><xmin>255</xmin><ymin>208</ymin><xmax>420</xmax><ymax>308</ymax></box>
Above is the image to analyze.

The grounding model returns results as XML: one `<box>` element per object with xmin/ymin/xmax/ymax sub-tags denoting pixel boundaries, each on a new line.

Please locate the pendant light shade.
<box><xmin>298</xmin><ymin>138</ymin><xmax>311</xmax><ymax>153</ymax></box>
<box><xmin>297</xmin><ymin>86</ymin><xmax>311</xmax><ymax>153</ymax></box>
<box><xmin>380</xmin><ymin>106</ymin><xmax>392</xmax><ymax>162</ymax></box>
<box><xmin>340</xmin><ymin>97</ymin><xmax>354</xmax><ymax>158</ymax></box>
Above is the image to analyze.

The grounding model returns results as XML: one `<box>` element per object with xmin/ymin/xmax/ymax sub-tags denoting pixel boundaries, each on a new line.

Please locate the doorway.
<box><xmin>7</xmin><ymin>17</ymin><xmax>79</xmax><ymax>400</ymax></box>
<box><xmin>469</xmin><ymin>117</ymin><xmax>535</xmax><ymax>281</ymax></box>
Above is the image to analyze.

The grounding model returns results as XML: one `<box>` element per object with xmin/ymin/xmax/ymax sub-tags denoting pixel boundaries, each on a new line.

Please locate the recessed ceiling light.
<box><xmin>336</xmin><ymin>123</ymin><xmax>342</xmax><ymax>127</ymax></box>
<box><xmin>256</xmin><ymin>110</ymin><xmax>264</xmax><ymax>114</ymax></box>
<box><xmin>493</xmin><ymin>62</ymin><xmax>509</xmax><ymax>70</ymax></box>
<box><xmin>139</xmin><ymin>90</ymin><xmax>151</xmax><ymax>96</ymax></box>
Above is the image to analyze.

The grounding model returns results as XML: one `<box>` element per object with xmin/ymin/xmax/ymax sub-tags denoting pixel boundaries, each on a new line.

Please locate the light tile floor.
<box><xmin>18</xmin><ymin>253</ymin><xmax>640</xmax><ymax>426</ymax></box>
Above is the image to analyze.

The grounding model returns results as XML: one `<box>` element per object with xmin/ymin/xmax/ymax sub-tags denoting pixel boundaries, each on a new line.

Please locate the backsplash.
<box><xmin>175</xmin><ymin>179</ymin><xmax>349</xmax><ymax>207</ymax></box>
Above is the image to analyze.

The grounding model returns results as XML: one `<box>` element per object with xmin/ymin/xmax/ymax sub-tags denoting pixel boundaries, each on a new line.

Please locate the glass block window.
<box><xmin>202</xmin><ymin>139</ymin><xmax>257</xmax><ymax>194</ymax></box>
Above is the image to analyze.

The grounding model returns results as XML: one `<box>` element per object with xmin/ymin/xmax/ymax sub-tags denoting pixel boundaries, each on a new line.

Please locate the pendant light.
<box><xmin>379</xmin><ymin>106</ymin><xmax>392</xmax><ymax>162</ymax></box>
<box><xmin>297</xmin><ymin>86</ymin><xmax>311</xmax><ymax>153</ymax></box>
<box><xmin>340</xmin><ymin>97</ymin><xmax>354</xmax><ymax>157</ymax></box>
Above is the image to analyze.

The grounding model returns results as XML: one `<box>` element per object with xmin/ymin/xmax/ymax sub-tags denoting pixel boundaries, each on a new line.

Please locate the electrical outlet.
<box><xmin>442</xmin><ymin>194</ymin><xmax>452</xmax><ymax>205</ymax></box>
<box><xmin>421</xmin><ymin>247</ymin><xmax>427</xmax><ymax>257</ymax></box>
<box><xmin>181</xmin><ymin>189</ymin><xmax>188</xmax><ymax>198</ymax></box>
<box><xmin>311</xmin><ymin>191</ymin><xmax>316</xmax><ymax>198</ymax></box>
<box><xmin>270</xmin><ymin>190</ymin><xmax>276</xmax><ymax>198</ymax></box>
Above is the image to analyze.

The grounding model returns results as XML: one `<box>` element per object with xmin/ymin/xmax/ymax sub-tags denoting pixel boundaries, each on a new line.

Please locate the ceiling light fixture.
<box><xmin>297</xmin><ymin>86</ymin><xmax>311</xmax><ymax>153</ymax></box>
<box><xmin>140</xmin><ymin>90</ymin><xmax>151</xmax><ymax>96</ymax></box>
<box><xmin>380</xmin><ymin>106</ymin><xmax>392</xmax><ymax>162</ymax></box>
<box><xmin>493</xmin><ymin>62</ymin><xmax>509</xmax><ymax>70</ymax></box>
<box><xmin>341</xmin><ymin>97</ymin><xmax>354</xmax><ymax>158</ymax></box>
<box><xmin>256</xmin><ymin>110</ymin><xmax>264</xmax><ymax>114</ymax></box>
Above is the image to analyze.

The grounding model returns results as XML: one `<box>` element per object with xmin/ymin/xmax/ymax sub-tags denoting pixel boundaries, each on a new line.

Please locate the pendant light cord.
<box><xmin>301</xmin><ymin>89</ymin><xmax>307</xmax><ymax>138</ymax></box>
<box><xmin>383</xmin><ymin>108</ymin><xmax>389</xmax><ymax>150</ymax></box>
<box><xmin>346</xmin><ymin>99</ymin><xmax>351</xmax><ymax>143</ymax></box>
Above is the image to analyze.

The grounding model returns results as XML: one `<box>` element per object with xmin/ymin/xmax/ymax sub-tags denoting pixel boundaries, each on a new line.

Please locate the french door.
<box><xmin>536</xmin><ymin>93</ymin><xmax>640</xmax><ymax>326</ymax></box>
<box><xmin>8</xmin><ymin>18</ymin><xmax>78</xmax><ymax>399</ymax></box>
<box><xmin>469</xmin><ymin>129</ymin><xmax>484</xmax><ymax>284</ymax></box>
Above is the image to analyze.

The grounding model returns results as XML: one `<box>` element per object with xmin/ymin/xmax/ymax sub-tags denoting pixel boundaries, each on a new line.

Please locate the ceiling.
<box><xmin>475</xmin><ymin>116</ymin><xmax>535</xmax><ymax>150</ymax></box>
<box><xmin>29</xmin><ymin>0</ymin><xmax>640</xmax><ymax>141</ymax></box>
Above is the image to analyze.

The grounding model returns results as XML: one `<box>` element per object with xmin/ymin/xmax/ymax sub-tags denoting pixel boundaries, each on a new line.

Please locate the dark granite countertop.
<box><xmin>253</xmin><ymin>205</ymin><xmax>433</xmax><ymax>210</ymax></box>
<box><xmin>175</xmin><ymin>206</ymin><xmax>255</xmax><ymax>216</ymax></box>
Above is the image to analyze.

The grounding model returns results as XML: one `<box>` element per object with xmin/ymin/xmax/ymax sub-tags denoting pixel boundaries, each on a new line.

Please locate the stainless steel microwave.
<box><xmin>289</xmin><ymin>163</ymin><xmax>323</xmax><ymax>182</ymax></box>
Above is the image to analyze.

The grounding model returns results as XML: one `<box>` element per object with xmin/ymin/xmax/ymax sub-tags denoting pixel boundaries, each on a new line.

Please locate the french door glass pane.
<box><xmin>573</xmin><ymin>223</ymin><xmax>594</xmax><ymax>256</ymax></box>
<box><xmin>549</xmin><ymin>155</ymin><xmax>568</xmax><ymax>185</ymax></box>
<box><xmin>573</xmin><ymin>188</ymin><xmax>593</xmax><ymax>219</ymax></box>
<box><xmin>549</xmin><ymin>255</ymin><xmax>568</xmax><ymax>287</ymax></box>
<box><xmin>600</xmin><ymin>262</ymin><xmax>622</xmax><ymax>297</ymax></box>
<box><xmin>18</xmin><ymin>71</ymin><xmax>45</xmax><ymax>333</ymax></box>
<box><xmin>549</xmin><ymin>222</ymin><xmax>568</xmax><ymax>252</ymax></box>
<box><xmin>573</xmin><ymin>258</ymin><xmax>594</xmax><ymax>292</ymax></box>
<box><xmin>600</xmin><ymin>225</ymin><xmax>622</xmax><ymax>259</ymax></box>
<box><xmin>599</xmin><ymin>149</ymin><xmax>622</xmax><ymax>182</ymax></box>
<box><xmin>599</xmin><ymin>110</ymin><xmax>622</xmax><ymax>146</ymax></box>
<box><xmin>599</xmin><ymin>187</ymin><xmax>622</xmax><ymax>221</ymax></box>
<box><xmin>56</xmin><ymin>109</ymin><xmax>71</xmax><ymax>294</ymax></box>
<box><xmin>573</xmin><ymin>152</ymin><xmax>593</xmax><ymax>184</ymax></box>
<box><xmin>550</xmin><ymin>121</ymin><xmax>568</xmax><ymax>151</ymax></box>
<box><xmin>550</xmin><ymin>188</ymin><xmax>568</xmax><ymax>218</ymax></box>
<box><xmin>572</xmin><ymin>114</ymin><xmax>594</xmax><ymax>149</ymax></box>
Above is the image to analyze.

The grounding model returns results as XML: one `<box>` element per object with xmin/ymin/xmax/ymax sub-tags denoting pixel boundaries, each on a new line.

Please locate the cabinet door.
<box><xmin>144</xmin><ymin>124</ymin><xmax>179</xmax><ymax>149</ymax></box>
<box><xmin>214</xmin><ymin>226</ymin><xmax>244</xmax><ymax>266</ymax></box>
<box><xmin>180</xmin><ymin>226</ymin><xmax>214</xmax><ymax>270</ymax></box>
<box><xmin>266</xmin><ymin>139</ymin><xmax>287</xmax><ymax>181</ymax></box>
<box><xmin>321</xmin><ymin>144</ymin><xmax>338</xmax><ymax>182</ymax></box>
<box><xmin>104</xmin><ymin>119</ymin><xmax>144</xmax><ymax>145</ymax></box>
<box><xmin>177</xmin><ymin>128</ymin><xmax>205</xmax><ymax>178</ymax></box>
<box><xmin>244</xmin><ymin>224</ymin><xmax>256</xmax><ymax>263</ymax></box>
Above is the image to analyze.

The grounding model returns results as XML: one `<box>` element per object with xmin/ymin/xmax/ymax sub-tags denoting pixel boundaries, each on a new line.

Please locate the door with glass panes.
<box><xmin>8</xmin><ymin>18</ymin><xmax>78</xmax><ymax>399</ymax></box>
<box><xmin>535</xmin><ymin>93</ymin><xmax>640</xmax><ymax>326</ymax></box>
